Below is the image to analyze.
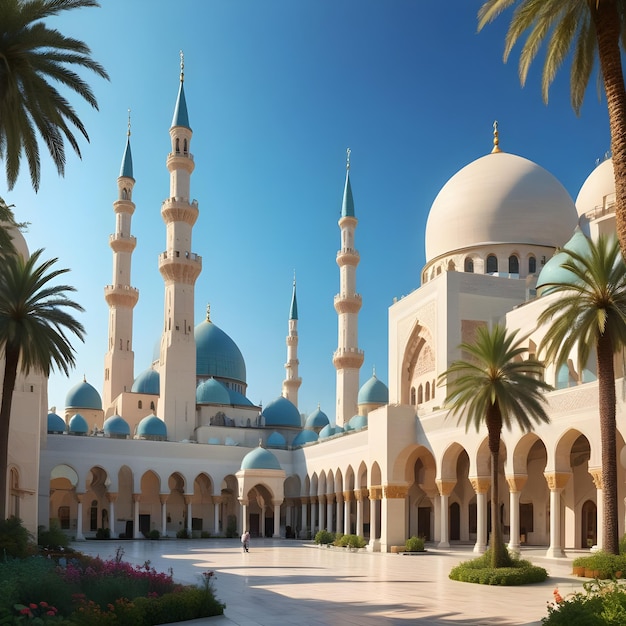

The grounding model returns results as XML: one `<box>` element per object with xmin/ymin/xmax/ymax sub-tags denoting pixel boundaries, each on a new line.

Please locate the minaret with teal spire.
<box><xmin>282</xmin><ymin>274</ymin><xmax>302</xmax><ymax>406</ymax></box>
<box><xmin>103</xmin><ymin>112</ymin><xmax>139</xmax><ymax>410</ymax></box>
<box><xmin>157</xmin><ymin>52</ymin><xmax>202</xmax><ymax>441</ymax></box>
<box><xmin>333</xmin><ymin>149</ymin><xmax>364</xmax><ymax>427</ymax></box>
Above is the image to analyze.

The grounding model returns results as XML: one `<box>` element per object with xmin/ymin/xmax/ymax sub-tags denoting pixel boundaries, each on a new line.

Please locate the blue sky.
<box><xmin>7</xmin><ymin>1</ymin><xmax>612</xmax><ymax>420</ymax></box>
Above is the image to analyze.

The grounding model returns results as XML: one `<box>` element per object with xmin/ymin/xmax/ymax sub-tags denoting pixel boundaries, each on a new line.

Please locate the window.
<box><xmin>138</xmin><ymin>400</ymin><xmax>143</xmax><ymax>409</ymax></box>
<box><xmin>464</xmin><ymin>258</ymin><xmax>474</xmax><ymax>273</ymax></box>
<box><xmin>410</xmin><ymin>387</ymin><xmax>416</xmax><ymax>406</ymax></box>
<box><xmin>508</xmin><ymin>255</ymin><xmax>519</xmax><ymax>274</ymax></box>
<box><xmin>486</xmin><ymin>255</ymin><xmax>498</xmax><ymax>274</ymax></box>
<box><xmin>59</xmin><ymin>506</ymin><xmax>70</xmax><ymax>530</ymax></box>
<box><xmin>425</xmin><ymin>381</ymin><xmax>430</xmax><ymax>402</ymax></box>
<box><xmin>528</xmin><ymin>256</ymin><xmax>537</xmax><ymax>274</ymax></box>
<box><xmin>417</xmin><ymin>385</ymin><xmax>423</xmax><ymax>404</ymax></box>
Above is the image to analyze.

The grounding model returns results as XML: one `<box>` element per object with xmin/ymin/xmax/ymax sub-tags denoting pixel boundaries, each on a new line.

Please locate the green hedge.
<box><xmin>449</xmin><ymin>550</ymin><xmax>548</xmax><ymax>585</ymax></box>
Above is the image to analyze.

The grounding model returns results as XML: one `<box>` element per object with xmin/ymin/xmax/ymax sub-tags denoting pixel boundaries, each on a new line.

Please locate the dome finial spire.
<box><xmin>179</xmin><ymin>50</ymin><xmax>185</xmax><ymax>82</ymax></box>
<box><xmin>206</xmin><ymin>303</ymin><xmax>211</xmax><ymax>322</ymax></box>
<box><xmin>491</xmin><ymin>120</ymin><xmax>502</xmax><ymax>154</ymax></box>
<box><xmin>346</xmin><ymin>147</ymin><xmax>351</xmax><ymax>171</ymax></box>
<box><xmin>127</xmin><ymin>109</ymin><xmax>131</xmax><ymax>137</ymax></box>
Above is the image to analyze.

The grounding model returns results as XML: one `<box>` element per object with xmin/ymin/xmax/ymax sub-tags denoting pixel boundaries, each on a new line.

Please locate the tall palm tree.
<box><xmin>538</xmin><ymin>235</ymin><xmax>626</xmax><ymax>555</ymax></box>
<box><xmin>0</xmin><ymin>196</ymin><xmax>19</xmax><ymax>255</ymax></box>
<box><xmin>0</xmin><ymin>248</ymin><xmax>84</xmax><ymax>520</ymax></box>
<box><xmin>477</xmin><ymin>1</ymin><xmax>626</xmax><ymax>257</ymax></box>
<box><xmin>440</xmin><ymin>325</ymin><xmax>551</xmax><ymax>567</ymax></box>
<box><xmin>0</xmin><ymin>0</ymin><xmax>109</xmax><ymax>192</ymax></box>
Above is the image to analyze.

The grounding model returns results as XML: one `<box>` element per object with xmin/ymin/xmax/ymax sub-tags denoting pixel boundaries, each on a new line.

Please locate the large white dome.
<box><xmin>425</xmin><ymin>152</ymin><xmax>577</xmax><ymax>263</ymax></box>
<box><xmin>575</xmin><ymin>158</ymin><xmax>615</xmax><ymax>218</ymax></box>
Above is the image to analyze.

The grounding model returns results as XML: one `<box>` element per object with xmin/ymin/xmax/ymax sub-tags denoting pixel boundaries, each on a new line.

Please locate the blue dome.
<box><xmin>267</xmin><ymin>431</ymin><xmax>287</xmax><ymax>449</ymax></box>
<box><xmin>304</xmin><ymin>407</ymin><xmax>330</xmax><ymax>430</ymax></box>
<box><xmin>536</xmin><ymin>228</ymin><xmax>591</xmax><ymax>295</ymax></box>
<box><xmin>195</xmin><ymin>319</ymin><xmax>246</xmax><ymax>384</ymax></box>
<box><xmin>241</xmin><ymin>446</ymin><xmax>281</xmax><ymax>470</ymax></box>
<box><xmin>318</xmin><ymin>424</ymin><xmax>335</xmax><ymax>439</ymax></box>
<box><xmin>68</xmin><ymin>413</ymin><xmax>88</xmax><ymax>435</ymax></box>
<box><xmin>131</xmin><ymin>368</ymin><xmax>160</xmax><ymax>395</ymax></box>
<box><xmin>196</xmin><ymin>378</ymin><xmax>230</xmax><ymax>404</ymax></box>
<box><xmin>292</xmin><ymin>429</ymin><xmax>318</xmax><ymax>447</ymax></box>
<box><xmin>262</xmin><ymin>396</ymin><xmax>301</xmax><ymax>428</ymax></box>
<box><xmin>349</xmin><ymin>414</ymin><xmax>368</xmax><ymax>430</ymax></box>
<box><xmin>47</xmin><ymin>412</ymin><xmax>66</xmax><ymax>434</ymax></box>
<box><xmin>358</xmin><ymin>375</ymin><xmax>389</xmax><ymax>405</ymax></box>
<box><xmin>137</xmin><ymin>415</ymin><xmax>167</xmax><ymax>440</ymax></box>
<box><xmin>65</xmin><ymin>379</ymin><xmax>102</xmax><ymax>410</ymax></box>
<box><xmin>103</xmin><ymin>414</ymin><xmax>130</xmax><ymax>437</ymax></box>
<box><xmin>227</xmin><ymin>388</ymin><xmax>254</xmax><ymax>406</ymax></box>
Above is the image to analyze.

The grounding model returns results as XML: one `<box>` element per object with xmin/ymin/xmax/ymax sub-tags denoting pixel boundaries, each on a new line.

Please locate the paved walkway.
<box><xmin>73</xmin><ymin>539</ymin><xmax>589</xmax><ymax>626</ymax></box>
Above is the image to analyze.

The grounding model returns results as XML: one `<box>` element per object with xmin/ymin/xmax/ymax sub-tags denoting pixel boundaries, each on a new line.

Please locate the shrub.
<box><xmin>148</xmin><ymin>529</ymin><xmax>161</xmax><ymax>540</ymax></box>
<box><xmin>38</xmin><ymin>521</ymin><xmax>70</xmax><ymax>550</ymax></box>
<box><xmin>405</xmin><ymin>536</ymin><xmax>425</xmax><ymax>552</ymax></box>
<box><xmin>95</xmin><ymin>527</ymin><xmax>111</xmax><ymax>540</ymax></box>
<box><xmin>0</xmin><ymin>517</ymin><xmax>35</xmax><ymax>559</ymax></box>
<box><xmin>225</xmin><ymin>515</ymin><xmax>238</xmax><ymax>538</ymax></box>
<box><xmin>449</xmin><ymin>549</ymin><xmax>548</xmax><ymax>585</ymax></box>
<box><xmin>200</xmin><ymin>531</ymin><xmax>211</xmax><ymax>538</ymax></box>
<box><xmin>176</xmin><ymin>528</ymin><xmax>190</xmax><ymax>539</ymax></box>
<box><xmin>572</xmin><ymin>552</ymin><xmax>626</xmax><ymax>579</ymax></box>
<box><xmin>314</xmin><ymin>530</ymin><xmax>335</xmax><ymax>545</ymax></box>
<box><xmin>334</xmin><ymin>533</ymin><xmax>366</xmax><ymax>549</ymax></box>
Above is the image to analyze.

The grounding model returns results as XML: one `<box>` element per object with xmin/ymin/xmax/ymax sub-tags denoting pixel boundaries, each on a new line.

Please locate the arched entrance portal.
<box><xmin>581</xmin><ymin>500</ymin><xmax>597</xmax><ymax>548</ymax></box>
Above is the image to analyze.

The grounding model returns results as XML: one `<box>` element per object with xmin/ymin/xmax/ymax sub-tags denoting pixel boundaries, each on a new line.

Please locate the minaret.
<box><xmin>103</xmin><ymin>112</ymin><xmax>139</xmax><ymax>409</ymax></box>
<box><xmin>282</xmin><ymin>274</ymin><xmax>301</xmax><ymax>406</ymax></box>
<box><xmin>333</xmin><ymin>148</ymin><xmax>364</xmax><ymax>427</ymax></box>
<box><xmin>157</xmin><ymin>52</ymin><xmax>202</xmax><ymax>441</ymax></box>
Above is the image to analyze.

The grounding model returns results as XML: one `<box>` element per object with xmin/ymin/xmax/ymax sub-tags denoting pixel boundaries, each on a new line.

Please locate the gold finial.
<box><xmin>127</xmin><ymin>108</ymin><xmax>131</xmax><ymax>137</ymax></box>
<box><xmin>206</xmin><ymin>303</ymin><xmax>211</xmax><ymax>322</ymax></box>
<box><xmin>179</xmin><ymin>50</ymin><xmax>185</xmax><ymax>82</ymax></box>
<box><xmin>346</xmin><ymin>147</ymin><xmax>351</xmax><ymax>171</ymax></box>
<box><xmin>491</xmin><ymin>120</ymin><xmax>501</xmax><ymax>153</ymax></box>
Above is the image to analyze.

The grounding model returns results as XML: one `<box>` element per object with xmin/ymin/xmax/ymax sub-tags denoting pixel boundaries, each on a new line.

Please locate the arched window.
<box><xmin>464</xmin><ymin>257</ymin><xmax>474</xmax><ymax>273</ymax></box>
<box><xmin>425</xmin><ymin>381</ymin><xmax>430</xmax><ymax>401</ymax></box>
<box><xmin>486</xmin><ymin>255</ymin><xmax>498</xmax><ymax>274</ymax></box>
<box><xmin>508</xmin><ymin>255</ymin><xmax>519</xmax><ymax>275</ymax></box>
<box><xmin>447</xmin><ymin>260</ymin><xmax>456</xmax><ymax>271</ymax></box>
<box><xmin>528</xmin><ymin>256</ymin><xmax>537</xmax><ymax>274</ymax></box>
<box><xmin>138</xmin><ymin>400</ymin><xmax>142</xmax><ymax>409</ymax></box>
<box><xmin>410</xmin><ymin>387</ymin><xmax>416</xmax><ymax>406</ymax></box>
<box><xmin>183</xmin><ymin>138</ymin><xmax>188</xmax><ymax>154</ymax></box>
<box><xmin>431</xmin><ymin>380</ymin><xmax>436</xmax><ymax>399</ymax></box>
<box><xmin>417</xmin><ymin>385</ymin><xmax>423</xmax><ymax>404</ymax></box>
<box><xmin>175</xmin><ymin>138</ymin><xmax>180</xmax><ymax>153</ymax></box>
<box><xmin>150</xmin><ymin>401</ymin><xmax>155</xmax><ymax>411</ymax></box>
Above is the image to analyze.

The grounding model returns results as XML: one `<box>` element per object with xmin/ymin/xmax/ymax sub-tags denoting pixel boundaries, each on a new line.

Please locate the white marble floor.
<box><xmin>72</xmin><ymin>539</ymin><xmax>588</xmax><ymax>626</ymax></box>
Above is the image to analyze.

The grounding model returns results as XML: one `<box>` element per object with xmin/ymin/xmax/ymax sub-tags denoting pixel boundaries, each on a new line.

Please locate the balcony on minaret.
<box><xmin>166</xmin><ymin>150</ymin><xmax>195</xmax><ymax>174</ymax></box>
<box><xmin>332</xmin><ymin>347</ymin><xmax>364</xmax><ymax>369</ymax></box>
<box><xmin>158</xmin><ymin>249</ymin><xmax>202</xmax><ymax>284</ymax></box>
<box><xmin>104</xmin><ymin>284</ymin><xmax>139</xmax><ymax>308</ymax></box>
<box><xmin>334</xmin><ymin>292</ymin><xmax>362</xmax><ymax>314</ymax></box>
<box><xmin>161</xmin><ymin>198</ymin><xmax>199</xmax><ymax>226</ymax></box>
<box><xmin>336</xmin><ymin>247</ymin><xmax>360</xmax><ymax>267</ymax></box>
<box><xmin>109</xmin><ymin>233</ymin><xmax>137</xmax><ymax>253</ymax></box>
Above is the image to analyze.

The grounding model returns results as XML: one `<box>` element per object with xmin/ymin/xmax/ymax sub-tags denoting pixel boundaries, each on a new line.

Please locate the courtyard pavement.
<box><xmin>73</xmin><ymin>538</ymin><xmax>590</xmax><ymax>626</ymax></box>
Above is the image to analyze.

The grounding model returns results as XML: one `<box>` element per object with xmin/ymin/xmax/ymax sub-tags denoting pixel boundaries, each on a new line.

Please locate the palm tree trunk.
<box><xmin>487</xmin><ymin>405</ymin><xmax>506</xmax><ymax>567</ymax></box>
<box><xmin>592</xmin><ymin>2</ymin><xmax>626</xmax><ymax>258</ymax></box>
<box><xmin>597</xmin><ymin>332</ymin><xmax>619</xmax><ymax>554</ymax></box>
<box><xmin>0</xmin><ymin>343</ymin><xmax>19</xmax><ymax>521</ymax></box>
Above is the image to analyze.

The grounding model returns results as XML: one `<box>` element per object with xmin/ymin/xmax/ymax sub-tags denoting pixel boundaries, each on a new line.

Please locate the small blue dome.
<box><xmin>292</xmin><ymin>429</ymin><xmax>318</xmax><ymax>447</ymax></box>
<box><xmin>68</xmin><ymin>413</ymin><xmax>89</xmax><ymax>435</ymax></box>
<box><xmin>137</xmin><ymin>415</ymin><xmax>167</xmax><ymax>440</ymax></box>
<box><xmin>195</xmin><ymin>319</ymin><xmax>246</xmax><ymax>384</ymax></box>
<box><xmin>103</xmin><ymin>414</ymin><xmax>130</xmax><ymax>438</ymax></box>
<box><xmin>358</xmin><ymin>374</ymin><xmax>389</xmax><ymax>405</ymax></box>
<box><xmin>536</xmin><ymin>228</ymin><xmax>591</xmax><ymax>295</ymax></box>
<box><xmin>304</xmin><ymin>407</ymin><xmax>330</xmax><ymax>430</ymax></box>
<box><xmin>241</xmin><ymin>446</ymin><xmax>281</xmax><ymax>470</ymax></box>
<box><xmin>318</xmin><ymin>424</ymin><xmax>335</xmax><ymax>439</ymax></box>
<box><xmin>267</xmin><ymin>431</ymin><xmax>287</xmax><ymax>449</ymax></box>
<box><xmin>65</xmin><ymin>379</ymin><xmax>102</xmax><ymax>410</ymax></box>
<box><xmin>196</xmin><ymin>378</ymin><xmax>230</xmax><ymax>404</ymax></box>
<box><xmin>227</xmin><ymin>388</ymin><xmax>254</xmax><ymax>406</ymax></box>
<box><xmin>262</xmin><ymin>396</ymin><xmax>301</xmax><ymax>428</ymax></box>
<box><xmin>131</xmin><ymin>368</ymin><xmax>160</xmax><ymax>395</ymax></box>
<box><xmin>47</xmin><ymin>412</ymin><xmax>66</xmax><ymax>434</ymax></box>
<box><xmin>349</xmin><ymin>414</ymin><xmax>368</xmax><ymax>430</ymax></box>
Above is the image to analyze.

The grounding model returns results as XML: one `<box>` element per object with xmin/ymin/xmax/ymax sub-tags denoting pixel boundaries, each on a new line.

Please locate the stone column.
<box><xmin>184</xmin><ymin>495</ymin><xmax>193</xmax><ymax>535</ymax></box>
<box><xmin>318</xmin><ymin>495</ymin><xmax>326</xmax><ymax>531</ymax></box>
<box><xmin>382</xmin><ymin>484</ymin><xmax>409</xmax><ymax>551</ymax></box>
<box><xmin>106</xmin><ymin>492</ymin><xmax>118</xmax><ymax>537</ymax></box>
<box><xmin>300</xmin><ymin>497</ymin><xmax>308</xmax><ymax>538</ymax></box>
<box><xmin>213</xmin><ymin>496</ymin><xmax>222</xmax><ymax>536</ymax></box>
<box><xmin>368</xmin><ymin>486</ymin><xmax>382</xmax><ymax>551</ymax></box>
<box><xmin>436</xmin><ymin>480</ymin><xmax>455</xmax><ymax>549</ymax></box>
<box><xmin>273</xmin><ymin>501</ymin><xmax>281</xmax><ymax>537</ymax></box>
<box><xmin>286</xmin><ymin>500</ymin><xmax>292</xmax><ymax>528</ymax></box>
<box><xmin>470</xmin><ymin>477</ymin><xmax>490</xmax><ymax>553</ymax></box>
<box><xmin>309</xmin><ymin>497</ymin><xmax>316</xmax><ymax>535</ymax></box>
<box><xmin>354</xmin><ymin>489</ymin><xmax>364</xmax><ymax>537</ymax></box>
<box><xmin>159</xmin><ymin>494</ymin><xmax>169</xmax><ymax>537</ymax></box>
<box><xmin>544</xmin><ymin>472</ymin><xmax>571</xmax><ymax>558</ymax></box>
<box><xmin>506</xmin><ymin>475</ymin><xmax>527</xmax><ymax>554</ymax></box>
<box><xmin>335</xmin><ymin>493</ymin><xmax>343</xmax><ymax>535</ymax></box>
<box><xmin>343</xmin><ymin>491</ymin><xmax>352</xmax><ymax>535</ymax></box>
<box><xmin>75</xmin><ymin>493</ymin><xmax>85</xmax><ymax>541</ymax></box>
<box><xmin>239</xmin><ymin>499</ymin><xmax>248</xmax><ymax>534</ymax></box>
<box><xmin>132</xmin><ymin>494</ymin><xmax>141</xmax><ymax>539</ymax></box>
<box><xmin>326</xmin><ymin>494</ymin><xmax>335</xmax><ymax>533</ymax></box>
<box><xmin>589</xmin><ymin>468</ymin><xmax>603</xmax><ymax>549</ymax></box>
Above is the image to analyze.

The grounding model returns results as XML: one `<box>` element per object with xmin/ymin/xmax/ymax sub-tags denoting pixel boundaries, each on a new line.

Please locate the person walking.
<box><xmin>241</xmin><ymin>530</ymin><xmax>250</xmax><ymax>552</ymax></box>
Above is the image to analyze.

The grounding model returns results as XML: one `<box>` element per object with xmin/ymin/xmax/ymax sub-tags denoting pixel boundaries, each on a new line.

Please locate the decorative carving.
<box><xmin>505</xmin><ymin>475</ymin><xmax>528</xmax><ymax>493</ymax></box>
<box><xmin>342</xmin><ymin>491</ymin><xmax>353</xmax><ymax>501</ymax></box>
<box><xmin>543</xmin><ymin>472</ymin><xmax>571</xmax><ymax>491</ymax></box>
<box><xmin>436</xmin><ymin>479</ymin><xmax>456</xmax><ymax>497</ymax></box>
<box><xmin>105</xmin><ymin>492</ymin><xmax>118</xmax><ymax>504</ymax></box>
<box><xmin>384</xmin><ymin>484</ymin><xmax>409</xmax><ymax>499</ymax></box>
<box><xmin>589</xmin><ymin>468</ymin><xmax>603</xmax><ymax>490</ymax></box>
<box><xmin>469</xmin><ymin>477</ymin><xmax>490</xmax><ymax>494</ymax></box>
<box><xmin>369</xmin><ymin>486</ymin><xmax>382</xmax><ymax>500</ymax></box>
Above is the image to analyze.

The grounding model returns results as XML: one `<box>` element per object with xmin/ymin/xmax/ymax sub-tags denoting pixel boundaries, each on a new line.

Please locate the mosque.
<box><xmin>3</xmin><ymin>62</ymin><xmax>624</xmax><ymax>556</ymax></box>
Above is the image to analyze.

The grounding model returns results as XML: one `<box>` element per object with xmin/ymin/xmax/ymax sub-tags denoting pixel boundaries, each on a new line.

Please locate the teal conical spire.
<box><xmin>171</xmin><ymin>51</ymin><xmax>190</xmax><ymax>129</ymax></box>
<box><xmin>119</xmin><ymin>112</ymin><xmax>133</xmax><ymax>178</ymax></box>
<box><xmin>289</xmin><ymin>275</ymin><xmax>298</xmax><ymax>321</ymax></box>
<box><xmin>341</xmin><ymin>148</ymin><xmax>355</xmax><ymax>217</ymax></box>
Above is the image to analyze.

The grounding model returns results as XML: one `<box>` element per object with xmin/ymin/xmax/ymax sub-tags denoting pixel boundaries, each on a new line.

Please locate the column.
<box><xmin>213</xmin><ymin>496</ymin><xmax>222</xmax><ymax>536</ymax></box>
<box><xmin>308</xmin><ymin>497</ymin><xmax>316</xmax><ymax>535</ymax></box>
<box><xmin>343</xmin><ymin>491</ymin><xmax>352</xmax><ymax>534</ymax></box>
<box><xmin>436</xmin><ymin>480</ymin><xmax>455</xmax><ymax>549</ymax></box>
<box><xmin>273</xmin><ymin>501</ymin><xmax>281</xmax><ymax>537</ymax></box>
<box><xmin>300</xmin><ymin>497</ymin><xmax>308</xmax><ymax>538</ymax></box>
<box><xmin>184</xmin><ymin>495</ymin><xmax>193</xmax><ymax>535</ymax></box>
<box><xmin>354</xmin><ymin>489</ymin><xmax>364</xmax><ymax>537</ymax></box>
<box><xmin>326</xmin><ymin>494</ymin><xmax>335</xmax><ymax>533</ymax></box>
<box><xmin>133</xmin><ymin>494</ymin><xmax>141</xmax><ymax>539</ymax></box>
<box><xmin>260</xmin><ymin>505</ymin><xmax>266</xmax><ymax>538</ymax></box>
<box><xmin>318</xmin><ymin>495</ymin><xmax>326</xmax><ymax>531</ymax></box>
<box><xmin>382</xmin><ymin>484</ymin><xmax>409</xmax><ymax>550</ymax></box>
<box><xmin>590</xmin><ymin>469</ymin><xmax>603</xmax><ymax>549</ymax></box>
<box><xmin>335</xmin><ymin>492</ymin><xmax>343</xmax><ymax>535</ymax></box>
<box><xmin>159</xmin><ymin>494</ymin><xmax>169</xmax><ymax>537</ymax></box>
<box><xmin>286</xmin><ymin>501</ymin><xmax>292</xmax><ymax>528</ymax></box>
<box><xmin>470</xmin><ymin>477</ymin><xmax>490</xmax><ymax>554</ymax></box>
<box><xmin>368</xmin><ymin>486</ymin><xmax>382</xmax><ymax>551</ymax></box>
<box><xmin>544</xmin><ymin>472</ymin><xmax>571</xmax><ymax>558</ymax></box>
<box><xmin>75</xmin><ymin>493</ymin><xmax>85</xmax><ymax>541</ymax></box>
<box><xmin>239</xmin><ymin>500</ymin><xmax>248</xmax><ymax>534</ymax></box>
<box><xmin>506</xmin><ymin>475</ymin><xmax>527</xmax><ymax>554</ymax></box>
<box><xmin>106</xmin><ymin>493</ymin><xmax>118</xmax><ymax>537</ymax></box>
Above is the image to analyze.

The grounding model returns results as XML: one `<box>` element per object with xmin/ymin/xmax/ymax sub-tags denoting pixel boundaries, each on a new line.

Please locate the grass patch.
<box><xmin>449</xmin><ymin>549</ymin><xmax>548</xmax><ymax>585</ymax></box>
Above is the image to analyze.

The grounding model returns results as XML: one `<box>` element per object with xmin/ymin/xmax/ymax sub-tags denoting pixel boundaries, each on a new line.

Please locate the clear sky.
<box><xmin>7</xmin><ymin>0</ymin><xmax>612</xmax><ymax>421</ymax></box>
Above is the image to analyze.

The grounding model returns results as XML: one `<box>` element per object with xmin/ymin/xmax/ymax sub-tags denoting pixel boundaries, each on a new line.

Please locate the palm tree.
<box><xmin>538</xmin><ymin>235</ymin><xmax>626</xmax><ymax>555</ymax></box>
<box><xmin>0</xmin><ymin>248</ymin><xmax>85</xmax><ymax>519</ymax></box>
<box><xmin>440</xmin><ymin>324</ymin><xmax>551</xmax><ymax>567</ymax></box>
<box><xmin>477</xmin><ymin>1</ymin><xmax>626</xmax><ymax>257</ymax></box>
<box><xmin>0</xmin><ymin>196</ymin><xmax>19</xmax><ymax>255</ymax></box>
<box><xmin>0</xmin><ymin>0</ymin><xmax>109</xmax><ymax>192</ymax></box>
